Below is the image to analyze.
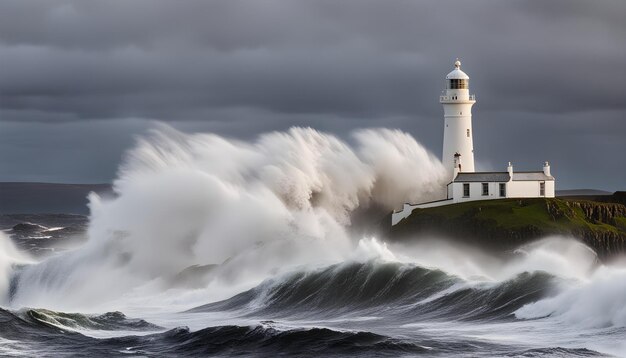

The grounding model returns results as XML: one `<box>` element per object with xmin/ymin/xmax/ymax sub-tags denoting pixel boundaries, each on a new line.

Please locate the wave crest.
<box><xmin>516</xmin><ymin>265</ymin><xmax>626</xmax><ymax>329</ymax></box>
<box><xmin>191</xmin><ymin>260</ymin><xmax>558</xmax><ymax>322</ymax></box>
<box><xmin>9</xmin><ymin>126</ymin><xmax>446</xmax><ymax>310</ymax></box>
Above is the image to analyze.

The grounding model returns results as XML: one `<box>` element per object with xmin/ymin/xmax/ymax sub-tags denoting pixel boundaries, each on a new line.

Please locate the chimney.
<box><xmin>543</xmin><ymin>161</ymin><xmax>551</xmax><ymax>177</ymax></box>
<box><xmin>507</xmin><ymin>162</ymin><xmax>513</xmax><ymax>179</ymax></box>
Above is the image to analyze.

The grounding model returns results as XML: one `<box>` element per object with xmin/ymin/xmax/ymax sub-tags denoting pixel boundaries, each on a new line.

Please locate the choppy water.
<box><xmin>2</xmin><ymin>226</ymin><xmax>625</xmax><ymax>357</ymax></box>
<box><xmin>2</xmin><ymin>127</ymin><xmax>625</xmax><ymax>357</ymax></box>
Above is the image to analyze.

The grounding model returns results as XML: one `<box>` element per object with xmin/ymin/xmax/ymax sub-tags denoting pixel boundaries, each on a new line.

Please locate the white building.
<box><xmin>391</xmin><ymin>60</ymin><xmax>556</xmax><ymax>226</ymax></box>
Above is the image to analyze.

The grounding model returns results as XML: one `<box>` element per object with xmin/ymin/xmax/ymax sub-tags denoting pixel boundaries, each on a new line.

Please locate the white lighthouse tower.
<box><xmin>391</xmin><ymin>58</ymin><xmax>557</xmax><ymax>226</ymax></box>
<box><xmin>441</xmin><ymin>59</ymin><xmax>476</xmax><ymax>179</ymax></box>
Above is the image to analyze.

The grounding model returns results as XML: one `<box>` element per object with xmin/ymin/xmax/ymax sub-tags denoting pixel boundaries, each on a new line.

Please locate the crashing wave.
<box><xmin>190</xmin><ymin>260</ymin><xmax>559</xmax><ymax>322</ymax></box>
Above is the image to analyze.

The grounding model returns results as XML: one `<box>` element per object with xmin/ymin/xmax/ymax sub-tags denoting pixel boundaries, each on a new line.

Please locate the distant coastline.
<box><xmin>556</xmin><ymin>189</ymin><xmax>612</xmax><ymax>197</ymax></box>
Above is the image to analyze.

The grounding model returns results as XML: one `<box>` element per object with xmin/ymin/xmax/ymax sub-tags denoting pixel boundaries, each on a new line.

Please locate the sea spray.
<box><xmin>515</xmin><ymin>264</ymin><xmax>626</xmax><ymax>329</ymax></box>
<box><xmin>8</xmin><ymin>123</ymin><xmax>626</xmax><ymax>358</ymax></box>
<box><xmin>0</xmin><ymin>232</ymin><xmax>32</xmax><ymax>304</ymax></box>
<box><xmin>8</xmin><ymin>125</ymin><xmax>447</xmax><ymax>311</ymax></box>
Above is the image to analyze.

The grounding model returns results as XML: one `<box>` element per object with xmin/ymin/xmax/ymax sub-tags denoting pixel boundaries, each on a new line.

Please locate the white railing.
<box><xmin>439</xmin><ymin>94</ymin><xmax>476</xmax><ymax>101</ymax></box>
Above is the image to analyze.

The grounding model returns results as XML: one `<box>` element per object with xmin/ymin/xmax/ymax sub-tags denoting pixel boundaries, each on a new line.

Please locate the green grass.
<box><xmin>408</xmin><ymin>198</ymin><xmax>626</xmax><ymax>236</ymax></box>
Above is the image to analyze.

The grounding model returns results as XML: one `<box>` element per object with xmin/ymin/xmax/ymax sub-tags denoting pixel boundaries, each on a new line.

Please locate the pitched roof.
<box><xmin>453</xmin><ymin>172</ymin><xmax>510</xmax><ymax>182</ymax></box>
<box><xmin>452</xmin><ymin>171</ymin><xmax>554</xmax><ymax>183</ymax></box>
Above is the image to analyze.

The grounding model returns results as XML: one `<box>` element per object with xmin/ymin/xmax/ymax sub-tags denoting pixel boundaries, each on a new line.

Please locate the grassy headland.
<box><xmin>388</xmin><ymin>193</ymin><xmax>626</xmax><ymax>260</ymax></box>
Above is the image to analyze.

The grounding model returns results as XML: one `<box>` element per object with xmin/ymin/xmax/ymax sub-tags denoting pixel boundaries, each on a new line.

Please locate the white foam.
<box><xmin>0</xmin><ymin>232</ymin><xmax>32</xmax><ymax>304</ymax></box>
<box><xmin>515</xmin><ymin>264</ymin><xmax>626</xmax><ymax>329</ymax></box>
<box><xmin>8</xmin><ymin>125</ymin><xmax>445</xmax><ymax>312</ymax></box>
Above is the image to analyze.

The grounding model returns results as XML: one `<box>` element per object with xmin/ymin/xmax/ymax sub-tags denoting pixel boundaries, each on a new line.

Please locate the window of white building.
<box><xmin>463</xmin><ymin>183</ymin><xmax>470</xmax><ymax>197</ymax></box>
<box><xmin>482</xmin><ymin>183</ymin><xmax>489</xmax><ymax>196</ymax></box>
<box><xmin>499</xmin><ymin>183</ymin><xmax>506</xmax><ymax>197</ymax></box>
<box><xmin>540</xmin><ymin>182</ymin><xmax>545</xmax><ymax>196</ymax></box>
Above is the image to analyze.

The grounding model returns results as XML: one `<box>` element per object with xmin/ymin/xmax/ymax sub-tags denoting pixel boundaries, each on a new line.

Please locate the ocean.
<box><xmin>1</xmin><ymin>126</ymin><xmax>624</xmax><ymax>357</ymax></box>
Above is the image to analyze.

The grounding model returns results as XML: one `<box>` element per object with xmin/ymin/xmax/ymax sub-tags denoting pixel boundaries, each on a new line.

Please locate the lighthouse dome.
<box><xmin>446</xmin><ymin>68</ymin><xmax>469</xmax><ymax>80</ymax></box>
<box><xmin>445</xmin><ymin>59</ymin><xmax>470</xmax><ymax>80</ymax></box>
<box><xmin>445</xmin><ymin>59</ymin><xmax>470</xmax><ymax>90</ymax></box>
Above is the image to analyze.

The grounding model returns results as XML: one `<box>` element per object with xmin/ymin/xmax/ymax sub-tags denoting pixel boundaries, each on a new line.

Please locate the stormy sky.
<box><xmin>1</xmin><ymin>0</ymin><xmax>625</xmax><ymax>190</ymax></box>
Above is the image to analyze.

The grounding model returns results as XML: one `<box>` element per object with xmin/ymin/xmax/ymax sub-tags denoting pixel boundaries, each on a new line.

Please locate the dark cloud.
<box><xmin>0</xmin><ymin>0</ymin><xmax>625</xmax><ymax>190</ymax></box>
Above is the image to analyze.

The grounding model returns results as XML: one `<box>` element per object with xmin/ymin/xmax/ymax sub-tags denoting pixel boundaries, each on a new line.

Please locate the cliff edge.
<box><xmin>387</xmin><ymin>193</ymin><xmax>626</xmax><ymax>261</ymax></box>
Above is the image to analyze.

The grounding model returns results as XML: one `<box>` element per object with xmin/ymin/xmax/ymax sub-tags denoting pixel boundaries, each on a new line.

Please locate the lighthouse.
<box><xmin>391</xmin><ymin>57</ymin><xmax>556</xmax><ymax>226</ymax></box>
<box><xmin>441</xmin><ymin>59</ymin><xmax>476</xmax><ymax>179</ymax></box>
